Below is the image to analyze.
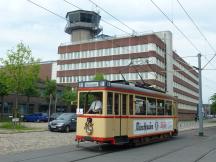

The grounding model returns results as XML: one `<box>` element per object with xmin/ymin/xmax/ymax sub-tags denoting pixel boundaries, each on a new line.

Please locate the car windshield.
<box><xmin>51</xmin><ymin>113</ymin><xmax>61</xmax><ymax>117</ymax></box>
<box><xmin>56</xmin><ymin>113</ymin><xmax>75</xmax><ymax>121</ymax></box>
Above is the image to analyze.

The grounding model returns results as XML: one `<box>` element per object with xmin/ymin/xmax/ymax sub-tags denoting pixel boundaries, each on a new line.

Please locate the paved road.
<box><xmin>1</xmin><ymin>119</ymin><xmax>215</xmax><ymax>155</ymax></box>
<box><xmin>1</xmin><ymin>127</ymin><xmax>216</xmax><ymax>162</ymax></box>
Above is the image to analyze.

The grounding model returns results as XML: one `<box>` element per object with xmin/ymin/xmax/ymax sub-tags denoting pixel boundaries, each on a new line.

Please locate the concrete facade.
<box><xmin>57</xmin><ymin>31</ymin><xmax>199</xmax><ymax>120</ymax></box>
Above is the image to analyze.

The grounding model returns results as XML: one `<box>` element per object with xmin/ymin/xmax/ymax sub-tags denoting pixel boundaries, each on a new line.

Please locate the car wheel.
<box><xmin>65</xmin><ymin>126</ymin><xmax>70</xmax><ymax>133</ymax></box>
<box><xmin>36</xmin><ymin>119</ymin><xmax>40</xmax><ymax>122</ymax></box>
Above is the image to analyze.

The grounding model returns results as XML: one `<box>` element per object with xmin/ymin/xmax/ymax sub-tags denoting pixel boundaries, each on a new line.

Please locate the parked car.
<box><xmin>23</xmin><ymin>113</ymin><xmax>48</xmax><ymax>122</ymax></box>
<box><xmin>48</xmin><ymin>113</ymin><xmax>77</xmax><ymax>132</ymax></box>
<box><xmin>50</xmin><ymin>112</ymin><xmax>63</xmax><ymax>121</ymax></box>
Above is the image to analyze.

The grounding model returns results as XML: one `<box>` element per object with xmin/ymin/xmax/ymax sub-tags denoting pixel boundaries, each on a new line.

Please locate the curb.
<box><xmin>0</xmin><ymin>129</ymin><xmax>48</xmax><ymax>134</ymax></box>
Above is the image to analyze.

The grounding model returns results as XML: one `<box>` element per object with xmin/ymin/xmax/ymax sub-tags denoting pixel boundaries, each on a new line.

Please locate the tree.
<box><xmin>44</xmin><ymin>79</ymin><xmax>57</xmax><ymax>121</ymax></box>
<box><xmin>61</xmin><ymin>87</ymin><xmax>77</xmax><ymax>111</ymax></box>
<box><xmin>0</xmin><ymin>69</ymin><xmax>9</xmax><ymax>120</ymax></box>
<box><xmin>0</xmin><ymin>42</ymin><xmax>40</xmax><ymax>117</ymax></box>
<box><xmin>210</xmin><ymin>93</ymin><xmax>216</xmax><ymax>115</ymax></box>
<box><xmin>23</xmin><ymin>82</ymin><xmax>40</xmax><ymax>114</ymax></box>
<box><xmin>23</xmin><ymin>59</ymin><xmax>40</xmax><ymax>113</ymax></box>
<box><xmin>93</xmin><ymin>73</ymin><xmax>105</xmax><ymax>81</ymax></box>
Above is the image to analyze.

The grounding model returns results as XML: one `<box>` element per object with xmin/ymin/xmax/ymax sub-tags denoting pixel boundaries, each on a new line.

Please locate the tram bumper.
<box><xmin>75</xmin><ymin>135</ymin><xmax>115</xmax><ymax>144</ymax></box>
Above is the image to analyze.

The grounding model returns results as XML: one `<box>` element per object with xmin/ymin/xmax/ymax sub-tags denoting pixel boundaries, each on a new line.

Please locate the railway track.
<box><xmin>12</xmin><ymin>144</ymin><xmax>126</xmax><ymax>162</ymax></box>
<box><xmin>7</xmin><ymin>128</ymin><xmax>216</xmax><ymax>162</ymax></box>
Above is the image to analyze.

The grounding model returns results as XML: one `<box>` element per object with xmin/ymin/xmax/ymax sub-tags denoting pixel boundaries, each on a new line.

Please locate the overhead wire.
<box><xmin>88</xmin><ymin>0</ymin><xmax>136</xmax><ymax>34</ymax></box>
<box><xmin>63</xmin><ymin>0</ymin><xmax>131</xmax><ymax>35</ymax></box>
<box><xmin>176</xmin><ymin>0</ymin><xmax>216</xmax><ymax>54</ymax></box>
<box><xmin>176</xmin><ymin>0</ymin><xmax>216</xmax><ymax>70</ymax></box>
<box><xmin>86</xmin><ymin>0</ymin><xmax>191</xmax><ymax>85</ymax></box>
<box><xmin>202</xmin><ymin>54</ymin><xmax>216</xmax><ymax>70</ymax></box>
<box><xmin>65</xmin><ymin>0</ymin><xmax>200</xmax><ymax>80</ymax></box>
<box><xmin>89</xmin><ymin>0</ymin><xmax>202</xmax><ymax>68</ymax></box>
<box><xmin>27</xmin><ymin>0</ymin><xmax>131</xmax><ymax>35</ymax></box>
<box><xmin>150</xmin><ymin>0</ymin><xmax>201</xmax><ymax>53</ymax></box>
<box><xmin>26</xmin><ymin>0</ymin><xmax>66</xmax><ymax>20</ymax></box>
<box><xmin>26</xmin><ymin>0</ymin><xmax>204</xmax><ymax>89</ymax></box>
<box><xmin>63</xmin><ymin>0</ymin><xmax>160</xmax><ymax>82</ymax></box>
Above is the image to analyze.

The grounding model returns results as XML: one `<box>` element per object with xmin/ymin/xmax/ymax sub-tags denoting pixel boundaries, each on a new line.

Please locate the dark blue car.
<box><xmin>48</xmin><ymin>113</ymin><xmax>77</xmax><ymax>132</ymax></box>
<box><xmin>23</xmin><ymin>113</ymin><xmax>48</xmax><ymax>122</ymax></box>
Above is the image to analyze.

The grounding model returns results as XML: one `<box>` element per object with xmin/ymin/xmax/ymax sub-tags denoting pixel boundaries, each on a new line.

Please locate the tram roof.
<box><xmin>78</xmin><ymin>80</ymin><xmax>176</xmax><ymax>100</ymax></box>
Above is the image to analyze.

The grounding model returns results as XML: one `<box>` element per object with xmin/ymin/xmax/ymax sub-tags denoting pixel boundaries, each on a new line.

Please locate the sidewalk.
<box><xmin>0</xmin><ymin>122</ymin><xmax>48</xmax><ymax>134</ymax></box>
<box><xmin>0</xmin><ymin>119</ymin><xmax>216</xmax><ymax>134</ymax></box>
<box><xmin>178</xmin><ymin>118</ymin><xmax>216</xmax><ymax>131</ymax></box>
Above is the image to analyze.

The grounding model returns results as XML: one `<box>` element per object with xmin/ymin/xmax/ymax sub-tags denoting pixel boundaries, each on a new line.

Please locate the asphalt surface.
<box><xmin>1</xmin><ymin>127</ymin><xmax>216</xmax><ymax>162</ymax></box>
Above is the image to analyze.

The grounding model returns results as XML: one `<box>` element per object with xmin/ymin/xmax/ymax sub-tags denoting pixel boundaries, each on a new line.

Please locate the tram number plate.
<box><xmin>84</xmin><ymin>136</ymin><xmax>92</xmax><ymax>141</ymax></box>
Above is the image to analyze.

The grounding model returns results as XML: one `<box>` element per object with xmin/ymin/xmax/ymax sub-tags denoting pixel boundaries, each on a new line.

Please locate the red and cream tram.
<box><xmin>76</xmin><ymin>80</ymin><xmax>178</xmax><ymax>145</ymax></box>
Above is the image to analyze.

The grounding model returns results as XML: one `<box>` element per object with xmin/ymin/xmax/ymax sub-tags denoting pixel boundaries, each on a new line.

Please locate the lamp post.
<box><xmin>198</xmin><ymin>53</ymin><xmax>204</xmax><ymax>136</ymax></box>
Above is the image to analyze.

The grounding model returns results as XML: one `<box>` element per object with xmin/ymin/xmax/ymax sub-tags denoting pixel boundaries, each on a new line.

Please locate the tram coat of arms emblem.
<box><xmin>84</xmin><ymin>118</ymin><xmax>94</xmax><ymax>135</ymax></box>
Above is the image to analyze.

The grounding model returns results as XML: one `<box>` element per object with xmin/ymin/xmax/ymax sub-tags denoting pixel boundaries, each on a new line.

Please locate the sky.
<box><xmin>0</xmin><ymin>0</ymin><xmax>216</xmax><ymax>103</ymax></box>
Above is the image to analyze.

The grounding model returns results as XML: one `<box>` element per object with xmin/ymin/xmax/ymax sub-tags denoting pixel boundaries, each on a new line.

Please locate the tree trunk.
<box><xmin>0</xmin><ymin>96</ymin><xmax>4</xmax><ymax>120</ymax></box>
<box><xmin>27</xmin><ymin>96</ymin><xmax>30</xmax><ymax>114</ymax></box>
<box><xmin>15</xmin><ymin>93</ymin><xmax>18</xmax><ymax>118</ymax></box>
<box><xmin>54</xmin><ymin>96</ymin><xmax>57</xmax><ymax>113</ymax></box>
<box><xmin>48</xmin><ymin>94</ymin><xmax>52</xmax><ymax>122</ymax></box>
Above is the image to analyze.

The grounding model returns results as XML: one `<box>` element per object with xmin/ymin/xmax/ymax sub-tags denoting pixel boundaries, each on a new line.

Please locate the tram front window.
<box><xmin>79</xmin><ymin>92</ymin><xmax>103</xmax><ymax>114</ymax></box>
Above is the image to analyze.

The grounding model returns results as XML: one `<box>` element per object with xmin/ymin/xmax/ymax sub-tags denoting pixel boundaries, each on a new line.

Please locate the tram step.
<box><xmin>114</xmin><ymin>136</ymin><xmax>129</xmax><ymax>144</ymax></box>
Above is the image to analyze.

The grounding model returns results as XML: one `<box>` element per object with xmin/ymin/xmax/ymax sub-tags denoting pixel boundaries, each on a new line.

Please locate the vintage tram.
<box><xmin>76</xmin><ymin>80</ymin><xmax>178</xmax><ymax>145</ymax></box>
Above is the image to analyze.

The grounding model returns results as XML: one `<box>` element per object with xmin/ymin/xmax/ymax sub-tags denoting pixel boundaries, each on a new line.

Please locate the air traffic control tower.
<box><xmin>65</xmin><ymin>10</ymin><xmax>102</xmax><ymax>42</ymax></box>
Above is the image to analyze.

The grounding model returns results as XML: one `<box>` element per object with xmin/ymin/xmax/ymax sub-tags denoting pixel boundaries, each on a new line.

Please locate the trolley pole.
<box><xmin>198</xmin><ymin>53</ymin><xmax>204</xmax><ymax>136</ymax></box>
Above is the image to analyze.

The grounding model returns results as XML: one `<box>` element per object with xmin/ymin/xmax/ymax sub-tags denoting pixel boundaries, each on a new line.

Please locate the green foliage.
<box><xmin>0</xmin><ymin>42</ymin><xmax>40</xmax><ymax>117</ymax></box>
<box><xmin>93</xmin><ymin>73</ymin><xmax>105</xmax><ymax>81</ymax></box>
<box><xmin>44</xmin><ymin>79</ymin><xmax>57</xmax><ymax>99</ymax></box>
<box><xmin>0</xmin><ymin>70</ymin><xmax>10</xmax><ymax>118</ymax></box>
<box><xmin>23</xmin><ymin>64</ymin><xmax>40</xmax><ymax>97</ymax></box>
<box><xmin>61</xmin><ymin>88</ymin><xmax>77</xmax><ymax>106</ymax></box>
<box><xmin>210</xmin><ymin>93</ymin><xmax>216</xmax><ymax>114</ymax></box>
<box><xmin>44</xmin><ymin>79</ymin><xmax>57</xmax><ymax>117</ymax></box>
<box><xmin>0</xmin><ymin>70</ymin><xmax>9</xmax><ymax>97</ymax></box>
<box><xmin>0</xmin><ymin>122</ymin><xmax>30</xmax><ymax>130</ymax></box>
<box><xmin>1</xmin><ymin>42</ymin><xmax>40</xmax><ymax>94</ymax></box>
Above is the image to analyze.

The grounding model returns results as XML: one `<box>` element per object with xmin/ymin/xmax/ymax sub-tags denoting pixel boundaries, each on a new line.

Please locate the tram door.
<box><xmin>114</xmin><ymin>93</ymin><xmax>128</xmax><ymax>139</ymax></box>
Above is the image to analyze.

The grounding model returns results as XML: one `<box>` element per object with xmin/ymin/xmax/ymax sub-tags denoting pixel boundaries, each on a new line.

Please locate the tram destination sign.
<box><xmin>133</xmin><ymin>119</ymin><xmax>173</xmax><ymax>135</ymax></box>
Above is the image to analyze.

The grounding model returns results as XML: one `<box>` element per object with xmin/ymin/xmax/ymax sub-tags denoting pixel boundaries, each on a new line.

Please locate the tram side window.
<box><xmin>165</xmin><ymin>101</ymin><xmax>172</xmax><ymax>115</ymax></box>
<box><xmin>122</xmin><ymin>94</ymin><xmax>127</xmax><ymax>115</ymax></box>
<box><xmin>135</xmin><ymin>96</ymin><xmax>146</xmax><ymax>115</ymax></box>
<box><xmin>157</xmin><ymin>100</ymin><xmax>165</xmax><ymax>115</ymax></box>
<box><xmin>147</xmin><ymin>98</ymin><xmax>156</xmax><ymax>115</ymax></box>
<box><xmin>129</xmin><ymin>95</ymin><xmax>133</xmax><ymax>115</ymax></box>
<box><xmin>107</xmin><ymin>92</ymin><xmax>113</xmax><ymax>114</ymax></box>
<box><xmin>114</xmin><ymin>94</ymin><xmax>119</xmax><ymax>115</ymax></box>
